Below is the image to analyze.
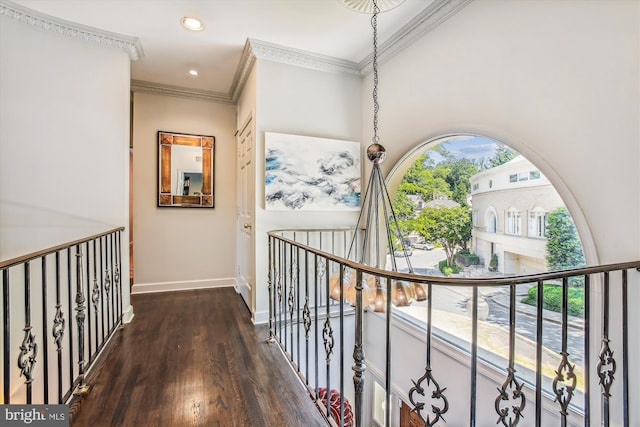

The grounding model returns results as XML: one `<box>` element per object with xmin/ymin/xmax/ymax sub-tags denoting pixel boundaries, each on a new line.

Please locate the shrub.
<box><xmin>488</xmin><ymin>254</ymin><xmax>498</xmax><ymax>271</ymax></box>
<box><xmin>439</xmin><ymin>259</ymin><xmax>460</xmax><ymax>275</ymax></box>
<box><xmin>456</xmin><ymin>252</ymin><xmax>480</xmax><ymax>267</ymax></box>
<box><xmin>521</xmin><ymin>284</ymin><xmax>584</xmax><ymax>317</ymax></box>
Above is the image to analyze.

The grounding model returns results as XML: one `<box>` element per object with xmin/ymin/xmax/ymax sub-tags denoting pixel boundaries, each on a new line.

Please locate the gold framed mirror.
<box><xmin>158</xmin><ymin>131</ymin><xmax>215</xmax><ymax>208</ymax></box>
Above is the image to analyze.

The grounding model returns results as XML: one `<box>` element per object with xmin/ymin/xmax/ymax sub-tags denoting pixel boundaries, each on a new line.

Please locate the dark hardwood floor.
<box><xmin>70</xmin><ymin>288</ymin><xmax>328</xmax><ymax>427</ymax></box>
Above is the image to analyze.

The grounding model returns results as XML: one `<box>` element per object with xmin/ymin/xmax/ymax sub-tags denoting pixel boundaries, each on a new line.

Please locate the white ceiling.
<box><xmin>9</xmin><ymin>0</ymin><xmax>453</xmax><ymax>96</ymax></box>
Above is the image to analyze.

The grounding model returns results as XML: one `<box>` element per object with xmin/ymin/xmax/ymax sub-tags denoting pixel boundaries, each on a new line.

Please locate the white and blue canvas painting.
<box><xmin>265</xmin><ymin>133</ymin><xmax>361</xmax><ymax>211</ymax></box>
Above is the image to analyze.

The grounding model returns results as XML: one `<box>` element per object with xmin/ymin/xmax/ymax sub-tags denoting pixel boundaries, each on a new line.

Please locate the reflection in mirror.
<box><xmin>158</xmin><ymin>131</ymin><xmax>215</xmax><ymax>208</ymax></box>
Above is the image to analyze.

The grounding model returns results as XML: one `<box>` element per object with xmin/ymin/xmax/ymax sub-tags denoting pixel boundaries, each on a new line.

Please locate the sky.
<box><xmin>425</xmin><ymin>135</ymin><xmax>513</xmax><ymax>164</ymax></box>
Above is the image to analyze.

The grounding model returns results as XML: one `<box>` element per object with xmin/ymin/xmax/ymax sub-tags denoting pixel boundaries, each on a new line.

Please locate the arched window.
<box><xmin>506</xmin><ymin>208</ymin><xmax>521</xmax><ymax>235</ymax></box>
<box><xmin>486</xmin><ymin>209</ymin><xmax>497</xmax><ymax>233</ymax></box>
<box><xmin>528</xmin><ymin>207</ymin><xmax>546</xmax><ymax>238</ymax></box>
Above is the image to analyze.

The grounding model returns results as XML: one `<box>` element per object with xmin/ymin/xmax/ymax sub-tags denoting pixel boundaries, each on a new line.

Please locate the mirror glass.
<box><xmin>158</xmin><ymin>131</ymin><xmax>215</xmax><ymax>208</ymax></box>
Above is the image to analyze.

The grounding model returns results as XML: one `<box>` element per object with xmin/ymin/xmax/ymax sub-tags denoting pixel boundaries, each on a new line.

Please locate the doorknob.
<box><xmin>243</xmin><ymin>223</ymin><xmax>252</xmax><ymax>229</ymax></box>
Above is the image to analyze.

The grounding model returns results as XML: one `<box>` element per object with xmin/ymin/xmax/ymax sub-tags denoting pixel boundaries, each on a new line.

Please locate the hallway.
<box><xmin>70</xmin><ymin>288</ymin><xmax>327</xmax><ymax>427</ymax></box>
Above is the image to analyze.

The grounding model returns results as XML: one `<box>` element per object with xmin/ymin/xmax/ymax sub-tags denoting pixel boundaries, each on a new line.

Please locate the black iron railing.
<box><xmin>1</xmin><ymin>227</ymin><xmax>124</xmax><ymax>404</ymax></box>
<box><xmin>268</xmin><ymin>229</ymin><xmax>640</xmax><ymax>427</ymax></box>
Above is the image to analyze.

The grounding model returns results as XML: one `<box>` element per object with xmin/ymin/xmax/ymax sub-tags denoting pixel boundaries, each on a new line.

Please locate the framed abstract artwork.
<box><xmin>265</xmin><ymin>132</ymin><xmax>361</xmax><ymax>211</ymax></box>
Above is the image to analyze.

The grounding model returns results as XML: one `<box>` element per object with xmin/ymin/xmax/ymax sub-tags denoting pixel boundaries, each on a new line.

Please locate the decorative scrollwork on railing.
<box><xmin>52</xmin><ymin>304</ymin><xmax>65</xmax><ymax>351</ymax></box>
<box><xmin>552</xmin><ymin>351</ymin><xmax>577</xmax><ymax>415</ymax></box>
<box><xmin>18</xmin><ymin>326</ymin><xmax>38</xmax><ymax>384</ymax></box>
<box><xmin>408</xmin><ymin>366</ymin><xmax>448</xmax><ymax>426</ymax></box>
<box><xmin>114</xmin><ymin>262</ymin><xmax>120</xmax><ymax>293</ymax></box>
<box><xmin>322</xmin><ymin>317</ymin><xmax>334</xmax><ymax>361</ymax></box>
<box><xmin>91</xmin><ymin>277</ymin><xmax>100</xmax><ymax>312</ymax></box>
<box><xmin>597</xmin><ymin>337</ymin><xmax>617</xmax><ymax>397</ymax></box>
<box><xmin>288</xmin><ymin>282</ymin><xmax>295</xmax><ymax>320</ymax></box>
<box><xmin>290</xmin><ymin>251</ymin><xmax>298</xmax><ymax>285</ymax></box>
<box><xmin>277</xmin><ymin>271</ymin><xmax>283</xmax><ymax>305</ymax></box>
<box><xmin>104</xmin><ymin>267</ymin><xmax>111</xmax><ymax>296</ymax></box>
<box><xmin>317</xmin><ymin>259</ymin><xmax>326</xmax><ymax>280</ymax></box>
<box><xmin>495</xmin><ymin>367</ymin><xmax>526</xmax><ymax>426</ymax></box>
<box><xmin>303</xmin><ymin>298</ymin><xmax>311</xmax><ymax>338</ymax></box>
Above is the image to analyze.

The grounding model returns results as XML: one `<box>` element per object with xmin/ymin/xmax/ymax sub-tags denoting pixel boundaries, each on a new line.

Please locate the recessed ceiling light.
<box><xmin>188</xmin><ymin>69</ymin><xmax>199</xmax><ymax>77</ymax></box>
<box><xmin>181</xmin><ymin>17</ymin><xmax>204</xmax><ymax>31</ymax></box>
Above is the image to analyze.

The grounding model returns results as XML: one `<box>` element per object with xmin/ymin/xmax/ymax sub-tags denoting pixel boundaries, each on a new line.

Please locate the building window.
<box><xmin>488</xmin><ymin>212</ymin><xmax>497</xmax><ymax>233</ymax></box>
<box><xmin>506</xmin><ymin>209</ymin><xmax>522</xmax><ymax>235</ymax></box>
<box><xmin>473</xmin><ymin>210</ymin><xmax>479</xmax><ymax>226</ymax></box>
<box><xmin>530</xmin><ymin>170</ymin><xmax>541</xmax><ymax>180</ymax></box>
<box><xmin>473</xmin><ymin>183</ymin><xmax>479</xmax><ymax>191</ymax></box>
<box><xmin>518</xmin><ymin>172</ymin><xmax>529</xmax><ymax>181</ymax></box>
<box><xmin>529</xmin><ymin>209</ymin><xmax>546</xmax><ymax>238</ymax></box>
<box><xmin>509</xmin><ymin>174</ymin><xmax>518</xmax><ymax>183</ymax></box>
<box><xmin>489</xmin><ymin>179</ymin><xmax>493</xmax><ymax>188</ymax></box>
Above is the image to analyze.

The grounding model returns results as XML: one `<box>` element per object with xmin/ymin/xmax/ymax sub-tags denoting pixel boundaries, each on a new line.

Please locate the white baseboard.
<box><xmin>253</xmin><ymin>309</ymin><xmax>268</xmax><ymax>325</ymax></box>
<box><xmin>131</xmin><ymin>277</ymin><xmax>236</xmax><ymax>294</ymax></box>
<box><xmin>122</xmin><ymin>304</ymin><xmax>135</xmax><ymax>323</ymax></box>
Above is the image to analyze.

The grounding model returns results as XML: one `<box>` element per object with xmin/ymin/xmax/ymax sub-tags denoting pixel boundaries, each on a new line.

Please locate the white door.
<box><xmin>236</xmin><ymin>115</ymin><xmax>255</xmax><ymax>313</ymax></box>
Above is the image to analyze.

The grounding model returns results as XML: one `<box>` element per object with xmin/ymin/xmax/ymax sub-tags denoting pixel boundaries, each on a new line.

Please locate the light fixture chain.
<box><xmin>371</xmin><ymin>0</ymin><xmax>380</xmax><ymax>144</ymax></box>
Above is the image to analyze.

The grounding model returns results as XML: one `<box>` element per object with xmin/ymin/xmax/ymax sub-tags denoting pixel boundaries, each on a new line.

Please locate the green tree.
<box><xmin>545</xmin><ymin>206</ymin><xmax>585</xmax><ymax>271</ymax></box>
<box><xmin>440</xmin><ymin>158</ymin><xmax>478</xmax><ymax>206</ymax></box>
<box><xmin>489</xmin><ymin>146</ymin><xmax>518</xmax><ymax>167</ymax></box>
<box><xmin>399</xmin><ymin>155</ymin><xmax>450</xmax><ymax>201</ymax></box>
<box><xmin>416</xmin><ymin>206</ymin><xmax>471</xmax><ymax>267</ymax></box>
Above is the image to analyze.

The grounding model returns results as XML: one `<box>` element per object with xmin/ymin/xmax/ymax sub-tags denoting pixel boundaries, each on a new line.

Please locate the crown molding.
<box><xmin>230</xmin><ymin>0</ymin><xmax>472</xmax><ymax>101</ymax></box>
<box><xmin>131</xmin><ymin>80</ymin><xmax>233</xmax><ymax>104</ymax></box>
<box><xmin>359</xmin><ymin>0</ymin><xmax>474</xmax><ymax>73</ymax></box>
<box><xmin>0</xmin><ymin>0</ymin><xmax>144</xmax><ymax>60</ymax></box>
<box><xmin>248</xmin><ymin>38</ymin><xmax>362</xmax><ymax>76</ymax></box>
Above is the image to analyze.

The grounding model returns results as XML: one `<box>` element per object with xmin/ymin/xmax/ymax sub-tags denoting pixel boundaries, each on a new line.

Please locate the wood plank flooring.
<box><xmin>70</xmin><ymin>288</ymin><xmax>328</xmax><ymax>427</ymax></box>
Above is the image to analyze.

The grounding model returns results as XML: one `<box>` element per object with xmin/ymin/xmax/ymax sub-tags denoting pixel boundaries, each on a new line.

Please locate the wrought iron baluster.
<box><xmin>535</xmin><ymin>280</ymin><xmax>544</xmax><ymax>426</ymax></box>
<box><xmin>385</xmin><ymin>276</ymin><xmax>392</xmax><ymax>427</ymax></box>
<box><xmin>66</xmin><ymin>247</ymin><xmax>74</xmax><ymax>394</ymax></box>
<box><xmin>323</xmin><ymin>260</ymin><xmax>333</xmax><ymax>420</ymax></box>
<box><xmin>553</xmin><ymin>277</ymin><xmax>577</xmax><ymax>427</ymax></box>
<box><xmin>91</xmin><ymin>239</ymin><xmax>100</xmax><ymax>353</ymax></box>
<box><xmin>3</xmin><ymin>268</ymin><xmax>10</xmax><ymax>403</ymax></box>
<box><xmin>267</xmin><ymin>236</ymin><xmax>275</xmax><ymax>343</ymax></box>
<box><xmin>409</xmin><ymin>282</ymin><xmax>448</xmax><ymax>427</ymax></box>
<box><xmin>277</xmin><ymin>240</ymin><xmax>283</xmax><ymax>345</ymax></box>
<box><xmin>621</xmin><ymin>269</ymin><xmax>629</xmax><ymax>427</ymax></box>
<box><xmin>495</xmin><ymin>284</ymin><xmax>526</xmax><ymax>427</ymax></box>
<box><xmin>597</xmin><ymin>272</ymin><xmax>615</xmax><ymax>427</ymax></box>
<box><xmin>114</xmin><ymin>232</ymin><xmax>122</xmax><ymax>323</ymax></box>
<box><xmin>41</xmin><ymin>256</ymin><xmax>49</xmax><ymax>403</ymax></box>
<box><xmin>303</xmin><ymin>248</ymin><xmax>311</xmax><ymax>382</ymax></box>
<box><xmin>102</xmin><ymin>236</ymin><xmax>111</xmax><ymax>334</ymax></box>
<box><xmin>352</xmin><ymin>269</ymin><xmax>365</xmax><ymax>426</ymax></box>
<box><xmin>85</xmin><ymin>241</ymin><xmax>92</xmax><ymax>361</ymax></box>
<box><xmin>583</xmin><ymin>274</ymin><xmax>591</xmax><ymax>427</ymax></box>
<box><xmin>18</xmin><ymin>261</ymin><xmax>37</xmax><ymax>404</ymax></box>
<box><xmin>74</xmin><ymin>245</ymin><xmax>89</xmax><ymax>395</ymax></box>
<box><xmin>53</xmin><ymin>251</ymin><xmax>65</xmax><ymax>404</ymax></box>
<box><xmin>99</xmin><ymin>237</ymin><xmax>105</xmax><ymax>343</ymax></box>
<box><xmin>339</xmin><ymin>265</ymin><xmax>345</xmax><ymax>427</ymax></box>
<box><xmin>288</xmin><ymin>245</ymin><xmax>299</xmax><ymax>362</ymax></box>
<box><xmin>314</xmin><ymin>254</ymin><xmax>323</xmax><ymax>399</ymax></box>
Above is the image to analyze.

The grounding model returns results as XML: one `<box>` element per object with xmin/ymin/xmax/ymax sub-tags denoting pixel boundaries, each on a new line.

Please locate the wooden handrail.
<box><xmin>268</xmin><ymin>229</ymin><xmax>640</xmax><ymax>286</ymax></box>
<box><xmin>0</xmin><ymin>226</ymin><xmax>125</xmax><ymax>269</ymax></box>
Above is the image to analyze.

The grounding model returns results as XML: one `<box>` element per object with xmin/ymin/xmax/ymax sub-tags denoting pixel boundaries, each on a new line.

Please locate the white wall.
<box><xmin>0</xmin><ymin>12</ymin><xmax>133</xmax><ymax>402</ymax></box>
<box><xmin>250</xmin><ymin>59</ymin><xmax>363</xmax><ymax>323</ymax></box>
<box><xmin>361</xmin><ymin>0</ymin><xmax>639</xmax><ymax>424</ymax></box>
<box><xmin>131</xmin><ymin>92</ymin><xmax>237</xmax><ymax>293</ymax></box>
<box><xmin>0</xmin><ymin>13</ymin><xmax>132</xmax><ymax>315</ymax></box>
<box><xmin>0</xmin><ymin>15</ymin><xmax>131</xmax><ymax>263</ymax></box>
